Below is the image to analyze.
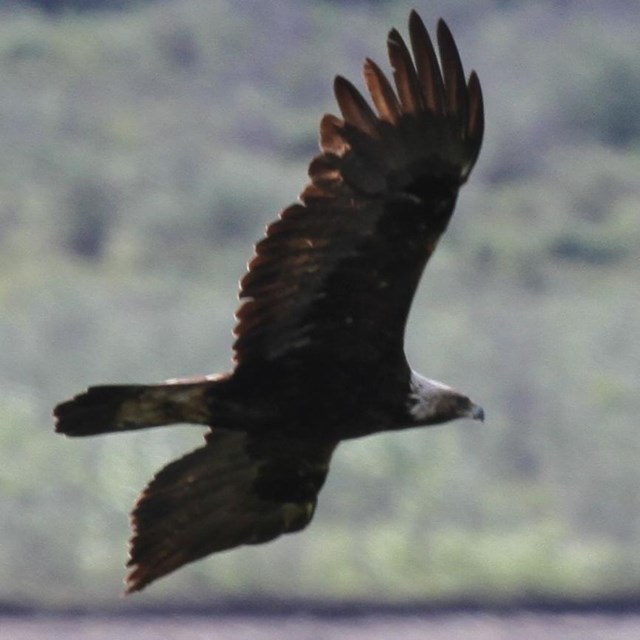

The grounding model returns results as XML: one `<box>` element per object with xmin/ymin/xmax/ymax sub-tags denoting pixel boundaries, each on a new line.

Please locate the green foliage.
<box><xmin>0</xmin><ymin>0</ymin><xmax>639</xmax><ymax>606</ymax></box>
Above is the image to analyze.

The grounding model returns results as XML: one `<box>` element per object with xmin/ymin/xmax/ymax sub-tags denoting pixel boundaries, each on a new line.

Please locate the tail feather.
<box><xmin>54</xmin><ymin>379</ymin><xmax>220</xmax><ymax>437</ymax></box>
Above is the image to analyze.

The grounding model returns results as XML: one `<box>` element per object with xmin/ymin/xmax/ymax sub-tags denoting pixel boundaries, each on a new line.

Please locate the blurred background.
<box><xmin>1</xmin><ymin>0</ymin><xmax>639</xmax><ymax>611</ymax></box>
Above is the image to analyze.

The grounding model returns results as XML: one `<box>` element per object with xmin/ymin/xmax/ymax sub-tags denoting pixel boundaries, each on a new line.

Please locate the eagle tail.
<box><xmin>125</xmin><ymin>430</ymin><xmax>335</xmax><ymax>593</ymax></box>
<box><xmin>54</xmin><ymin>378</ymin><xmax>221</xmax><ymax>437</ymax></box>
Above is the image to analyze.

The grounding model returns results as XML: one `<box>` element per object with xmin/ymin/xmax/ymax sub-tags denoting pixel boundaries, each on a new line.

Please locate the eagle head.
<box><xmin>407</xmin><ymin>371</ymin><xmax>484</xmax><ymax>426</ymax></box>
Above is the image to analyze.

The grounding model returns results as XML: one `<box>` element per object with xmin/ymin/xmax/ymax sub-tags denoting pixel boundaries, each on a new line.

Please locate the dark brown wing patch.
<box><xmin>334</xmin><ymin>75</ymin><xmax>379</xmax><ymax>136</ymax></box>
<box><xmin>126</xmin><ymin>430</ymin><xmax>336</xmax><ymax>592</ymax></box>
<box><xmin>408</xmin><ymin>12</ymin><xmax>445</xmax><ymax>115</ymax></box>
<box><xmin>436</xmin><ymin>19</ymin><xmax>468</xmax><ymax>124</ymax></box>
<box><xmin>233</xmin><ymin>11</ymin><xmax>484</xmax><ymax>366</ymax></box>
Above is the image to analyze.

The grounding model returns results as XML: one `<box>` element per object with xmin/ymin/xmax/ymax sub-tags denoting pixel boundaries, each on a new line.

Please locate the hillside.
<box><xmin>1</xmin><ymin>0</ymin><xmax>639</xmax><ymax>605</ymax></box>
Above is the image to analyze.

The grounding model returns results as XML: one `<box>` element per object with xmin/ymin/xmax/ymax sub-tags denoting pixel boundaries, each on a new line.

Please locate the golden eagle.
<box><xmin>55</xmin><ymin>10</ymin><xmax>485</xmax><ymax>593</ymax></box>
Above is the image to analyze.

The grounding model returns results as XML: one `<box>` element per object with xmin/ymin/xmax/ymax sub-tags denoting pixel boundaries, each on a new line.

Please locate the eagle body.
<box><xmin>54</xmin><ymin>11</ymin><xmax>485</xmax><ymax>593</ymax></box>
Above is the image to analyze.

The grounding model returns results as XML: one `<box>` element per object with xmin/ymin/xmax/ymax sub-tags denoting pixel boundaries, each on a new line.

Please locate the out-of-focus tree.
<box><xmin>12</xmin><ymin>0</ymin><xmax>156</xmax><ymax>15</ymax></box>
<box><xmin>62</xmin><ymin>177</ymin><xmax>114</xmax><ymax>261</ymax></box>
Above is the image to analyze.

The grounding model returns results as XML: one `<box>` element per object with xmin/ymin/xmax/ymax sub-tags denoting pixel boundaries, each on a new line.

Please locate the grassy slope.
<box><xmin>0</xmin><ymin>0</ymin><xmax>639</xmax><ymax>604</ymax></box>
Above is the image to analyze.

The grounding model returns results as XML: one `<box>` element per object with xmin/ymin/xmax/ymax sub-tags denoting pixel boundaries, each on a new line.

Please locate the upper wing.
<box><xmin>233</xmin><ymin>12</ymin><xmax>483</xmax><ymax>367</ymax></box>
<box><xmin>126</xmin><ymin>429</ymin><xmax>336</xmax><ymax>592</ymax></box>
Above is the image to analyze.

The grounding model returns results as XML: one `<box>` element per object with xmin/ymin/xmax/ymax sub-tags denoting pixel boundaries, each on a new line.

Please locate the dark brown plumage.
<box><xmin>54</xmin><ymin>11</ymin><xmax>485</xmax><ymax>593</ymax></box>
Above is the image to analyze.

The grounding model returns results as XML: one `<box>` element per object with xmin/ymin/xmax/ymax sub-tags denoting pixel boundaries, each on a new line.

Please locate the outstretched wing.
<box><xmin>126</xmin><ymin>430</ymin><xmax>336</xmax><ymax>592</ymax></box>
<box><xmin>233</xmin><ymin>12</ymin><xmax>483</xmax><ymax>367</ymax></box>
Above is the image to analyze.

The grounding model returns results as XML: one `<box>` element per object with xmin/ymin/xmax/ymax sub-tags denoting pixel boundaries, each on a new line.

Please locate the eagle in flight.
<box><xmin>55</xmin><ymin>10</ymin><xmax>485</xmax><ymax>593</ymax></box>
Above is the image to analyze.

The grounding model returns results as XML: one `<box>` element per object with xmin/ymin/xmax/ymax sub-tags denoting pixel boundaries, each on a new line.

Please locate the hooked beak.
<box><xmin>469</xmin><ymin>403</ymin><xmax>485</xmax><ymax>422</ymax></box>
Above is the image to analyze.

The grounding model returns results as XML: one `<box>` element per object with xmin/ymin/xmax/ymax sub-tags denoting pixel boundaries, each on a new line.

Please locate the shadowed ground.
<box><xmin>2</xmin><ymin>612</ymin><xmax>640</xmax><ymax>640</ymax></box>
